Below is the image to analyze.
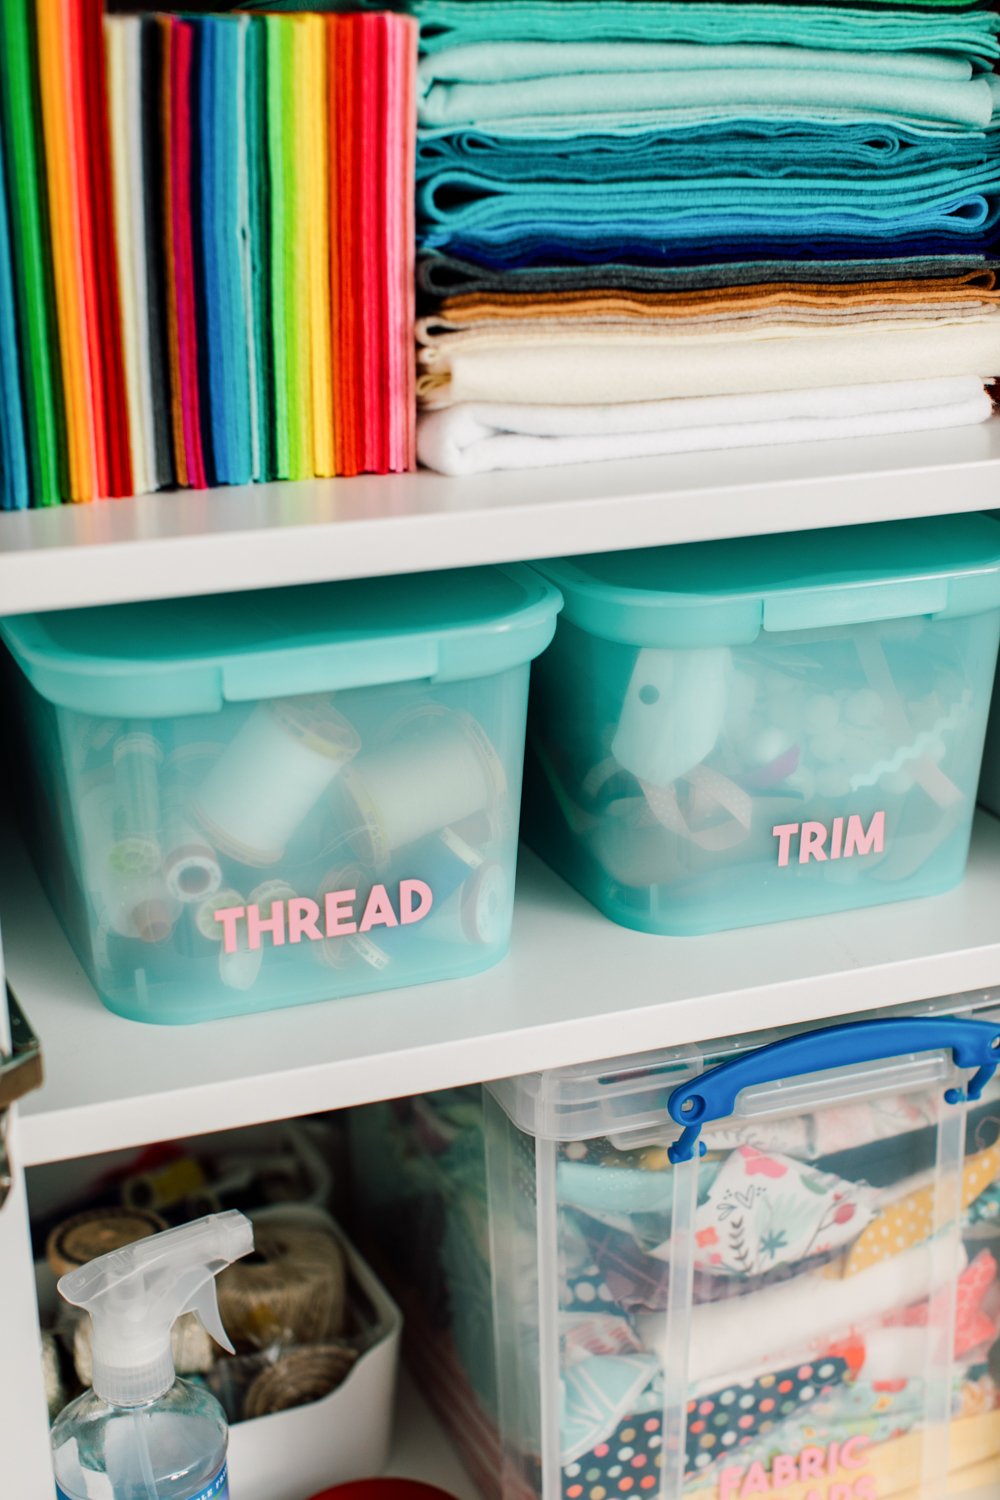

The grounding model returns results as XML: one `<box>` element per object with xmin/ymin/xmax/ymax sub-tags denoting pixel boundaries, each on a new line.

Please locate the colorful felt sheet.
<box><xmin>0</xmin><ymin>0</ymin><xmax>62</xmax><ymax>506</ymax></box>
<box><xmin>3</xmin><ymin>5</ymin><xmax>416</xmax><ymax>505</ymax></box>
<box><xmin>0</xmin><ymin>102</ymin><xmax>29</xmax><ymax>511</ymax></box>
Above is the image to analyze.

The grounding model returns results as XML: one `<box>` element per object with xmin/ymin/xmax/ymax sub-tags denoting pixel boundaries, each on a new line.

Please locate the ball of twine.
<box><xmin>46</xmin><ymin>1208</ymin><xmax>167</xmax><ymax>1278</ymax></box>
<box><xmin>242</xmin><ymin>1344</ymin><xmax>358</xmax><ymax>1419</ymax></box>
<box><xmin>217</xmin><ymin>1217</ymin><xmax>347</xmax><ymax>1350</ymax></box>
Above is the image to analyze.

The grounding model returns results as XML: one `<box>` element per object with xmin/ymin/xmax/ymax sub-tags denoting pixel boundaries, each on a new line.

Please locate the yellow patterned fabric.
<box><xmin>843</xmin><ymin>1144</ymin><xmax>1000</xmax><ymax>1278</ymax></box>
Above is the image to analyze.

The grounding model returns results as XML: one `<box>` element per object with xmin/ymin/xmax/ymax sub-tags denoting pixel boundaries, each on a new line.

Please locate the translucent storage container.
<box><xmin>350</xmin><ymin>995</ymin><xmax>1000</xmax><ymax>1500</ymax></box>
<box><xmin>525</xmin><ymin>517</ymin><xmax>1000</xmax><ymax>935</ymax></box>
<box><xmin>0</xmin><ymin>567</ymin><xmax>560</xmax><ymax>1023</ymax></box>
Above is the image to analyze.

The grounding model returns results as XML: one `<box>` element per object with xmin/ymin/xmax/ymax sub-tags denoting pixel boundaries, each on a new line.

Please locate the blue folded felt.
<box><xmin>441</xmin><ymin>233</ymin><xmax>1000</xmax><ymax>272</ymax></box>
<box><xmin>417</xmin><ymin>124</ymin><xmax>994</xmax><ymax>184</ymax></box>
<box><xmin>198</xmin><ymin>16</ymin><xmax>254</xmax><ymax>487</ymax></box>
<box><xmin>0</xmin><ymin>110</ymin><xmax>28</xmax><ymax>511</ymax></box>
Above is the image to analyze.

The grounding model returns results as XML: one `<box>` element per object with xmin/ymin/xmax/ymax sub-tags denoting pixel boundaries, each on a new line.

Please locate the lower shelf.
<box><xmin>388</xmin><ymin>1373</ymin><xmax>483</xmax><ymax>1500</ymax></box>
<box><xmin>5</xmin><ymin>806</ymin><xmax>1000</xmax><ymax>1167</ymax></box>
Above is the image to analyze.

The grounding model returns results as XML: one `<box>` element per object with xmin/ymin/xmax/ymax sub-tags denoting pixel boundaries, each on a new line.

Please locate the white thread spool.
<box><xmin>195</xmin><ymin>887</ymin><xmax>244</xmax><ymax>942</ymax></box>
<box><xmin>316</xmin><ymin>865</ymin><xmax>369</xmax><ymax>970</ymax></box>
<box><xmin>341</xmin><ymin>710</ymin><xmax>505</xmax><ymax>868</ymax></box>
<box><xmin>192</xmin><ymin>698</ymin><xmax>360</xmax><ymax>867</ymax></box>
<box><xmin>78</xmin><ymin>785</ymin><xmax>178</xmax><ymax>943</ymax></box>
<box><xmin>163</xmin><ymin>744</ymin><xmax>225</xmax><ymax>902</ymax></box>
<box><xmin>111</xmin><ymin>730</ymin><xmax>163</xmax><ymax>875</ymax></box>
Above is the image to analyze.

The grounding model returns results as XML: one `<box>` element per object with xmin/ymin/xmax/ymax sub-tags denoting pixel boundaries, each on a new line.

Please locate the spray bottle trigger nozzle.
<box><xmin>183</xmin><ymin>1279</ymin><xmax>234</xmax><ymax>1356</ymax></box>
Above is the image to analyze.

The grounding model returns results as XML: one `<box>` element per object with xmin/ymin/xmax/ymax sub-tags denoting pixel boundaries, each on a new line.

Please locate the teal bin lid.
<box><xmin>533</xmin><ymin>516</ymin><xmax>1000</xmax><ymax>649</ymax></box>
<box><xmin>0</xmin><ymin>566</ymin><xmax>563</xmax><ymax>718</ymax></box>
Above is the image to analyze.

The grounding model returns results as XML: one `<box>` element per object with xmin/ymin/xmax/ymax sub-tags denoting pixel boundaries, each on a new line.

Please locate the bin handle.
<box><xmin>666</xmin><ymin>1015</ymin><xmax>1000</xmax><ymax>1164</ymax></box>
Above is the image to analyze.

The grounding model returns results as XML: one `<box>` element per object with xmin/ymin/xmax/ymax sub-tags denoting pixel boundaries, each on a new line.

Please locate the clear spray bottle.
<box><xmin>51</xmin><ymin>1210</ymin><xmax>253</xmax><ymax>1500</ymax></box>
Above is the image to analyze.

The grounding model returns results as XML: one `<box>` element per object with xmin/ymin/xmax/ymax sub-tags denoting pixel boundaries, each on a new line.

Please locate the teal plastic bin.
<box><xmin>1</xmin><ymin>568</ymin><xmax>561</xmax><ymax>1023</ymax></box>
<box><xmin>524</xmin><ymin>517</ymin><xmax>1000</xmax><ymax>936</ymax></box>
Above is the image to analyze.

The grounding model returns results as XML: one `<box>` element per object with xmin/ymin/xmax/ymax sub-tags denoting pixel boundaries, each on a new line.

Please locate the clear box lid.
<box><xmin>0</xmin><ymin>565</ymin><xmax>562</xmax><ymax>717</ymax></box>
<box><xmin>533</xmin><ymin>515</ymin><xmax>1000</xmax><ymax>649</ymax></box>
<box><xmin>488</xmin><ymin>990</ymin><xmax>1000</xmax><ymax>1145</ymax></box>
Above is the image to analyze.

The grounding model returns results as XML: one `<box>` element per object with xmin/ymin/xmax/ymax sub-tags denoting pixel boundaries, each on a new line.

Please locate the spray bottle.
<box><xmin>51</xmin><ymin>1211</ymin><xmax>253</xmax><ymax>1500</ymax></box>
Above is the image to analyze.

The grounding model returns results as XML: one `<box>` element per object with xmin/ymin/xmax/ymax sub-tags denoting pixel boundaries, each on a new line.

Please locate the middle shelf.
<box><xmin>4</xmin><ymin>805</ymin><xmax>999</xmax><ymax>1168</ymax></box>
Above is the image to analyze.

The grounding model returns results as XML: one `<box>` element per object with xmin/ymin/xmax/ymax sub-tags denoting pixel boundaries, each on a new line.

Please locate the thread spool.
<box><xmin>195</xmin><ymin>887</ymin><xmax>244</xmax><ymax>942</ymax></box>
<box><xmin>341</xmin><ymin>709</ymin><xmax>505</xmax><ymax>869</ymax></box>
<box><xmin>242</xmin><ymin>1344</ymin><xmax>358</xmax><ymax>1418</ymax></box>
<box><xmin>162</xmin><ymin>781</ymin><xmax>223</xmax><ymax>905</ymax></box>
<box><xmin>79</xmin><ymin>786</ymin><xmax>178</xmax><ymax>943</ymax></box>
<box><xmin>111</xmin><ymin>730</ymin><xmax>163</xmax><ymax>875</ymax></box>
<box><xmin>345</xmin><ymin>829</ymin><xmax>504</xmax><ymax>970</ymax></box>
<box><xmin>47</xmin><ymin>1208</ymin><xmax>167</xmax><ymax>1278</ymax></box>
<box><xmin>193</xmin><ymin>698</ymin><xmax>360</xmax><ymax>867</ymax></box>
<box><xmin>216</xmin><ymin>1215</ymin><xmax>347</xmax><ymax>1350</ymax></box>
<box><xmin>123</xmin><ymin>1157</ymin><xmax>208</xmax><ymax>1214</ymax></box>
<box><xmin>42</xmin><ymin>1331</ymin><xmax>65</xmax><ymax>1421</ymax></box>
<box><xmin>315</xmin><ymin>865</ymin><xmax>370</xmax><ymax>970</ymax></box>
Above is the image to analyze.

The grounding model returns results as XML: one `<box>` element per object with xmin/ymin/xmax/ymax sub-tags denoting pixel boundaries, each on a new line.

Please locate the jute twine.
<box><xmin>242</xmin><ymin>1343</ymin><xmax>358</xmax><ymax>1418</ymax></box>
<box><xmin>217</xmin><ymin>1217</ymin><xmax>347</xmax><ymax>1350</ymax></box>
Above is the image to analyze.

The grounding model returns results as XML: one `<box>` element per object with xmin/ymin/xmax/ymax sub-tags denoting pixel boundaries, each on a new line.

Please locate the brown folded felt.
<box><xmin>439</xmin><ymin>271</ymin><xmax>1000</xmax><ymax>325</ymax></box>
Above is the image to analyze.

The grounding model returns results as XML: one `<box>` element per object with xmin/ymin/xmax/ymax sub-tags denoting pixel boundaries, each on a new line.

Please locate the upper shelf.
<box><xmin>4</xmin><ymin>804</ymin><xmax>999</xmax><ymax>1168</ymax></box>
<box><xmin>2</xmin><ymin>420</ymin><xmax>999</xmax><ymax>615</ymax></box>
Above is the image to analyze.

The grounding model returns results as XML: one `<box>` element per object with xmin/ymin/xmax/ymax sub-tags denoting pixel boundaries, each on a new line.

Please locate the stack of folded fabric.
<box><xmin>413</xmin><ymin>0</ymin><xmax>1000</xmax><ymax>474</ymax></box>
<box><xmin>0</xmin><ymin>2</ymin><xmax>417</xmax><ymax>507</ymax></box>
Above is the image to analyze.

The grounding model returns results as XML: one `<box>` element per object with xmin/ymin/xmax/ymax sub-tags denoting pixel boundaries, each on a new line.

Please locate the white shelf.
<box><xmin>1</xmin><ymin>422</ymin><xmax>999</xmax><ymax>615</ymax></box>
<box><xmin>5</xmin><ymin>806</ymin><xmax>1000</xmax><ymax>1168</ymax></box>
<box><xmin>387</xmin><ymin>1373</ymin><xmax>483</xmax><ymax>1500</ymax></box>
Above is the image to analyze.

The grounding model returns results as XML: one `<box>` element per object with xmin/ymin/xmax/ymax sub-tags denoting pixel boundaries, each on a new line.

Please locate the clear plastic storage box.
<box><xmin>349</xmin><ymin>994</ymin><xmax>1000</xmax><ymax>1500</ymax></box>
<box><xmin>524</xmin><ymin>517</ymin><xmax>1000</xmax><ymax>935</ymax></box>
<box><xmin>0</xmin><ymin>567</ymin><xmax>560</xmax><ymax>1023</ymax></box>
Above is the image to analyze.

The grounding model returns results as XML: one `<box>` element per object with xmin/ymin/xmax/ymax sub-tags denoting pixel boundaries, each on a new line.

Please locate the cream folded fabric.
<box><xmin>417</xmin><ymin>378</ymin><xmax>993</xmax><ymax>474</ymax></box>
<box><xmin>417</xmin><ymin>315</ymin><xmax>1000</xmax><ymax>406</ymax></box>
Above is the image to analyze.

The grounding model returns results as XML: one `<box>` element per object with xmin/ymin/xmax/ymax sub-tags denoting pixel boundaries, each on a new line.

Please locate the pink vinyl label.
<box><xmin>772</xmin><ymin>812</ymin><xmax>885</xmax><ymax>868</ymax></box>
<box><xmin>214</xmin><ymin>877</ymin><xmax>433</xmax><ymax>953</ymax></box>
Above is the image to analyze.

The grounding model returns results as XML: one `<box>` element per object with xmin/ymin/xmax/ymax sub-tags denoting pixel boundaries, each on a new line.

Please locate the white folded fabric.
<box><xmin>417</xmin><ymin>378</ymin><xmax>993</xmax><ymax>474</ymax></box>
<box><xmin>638</xmin><ymin>1240</ymin><xmax>967</xmax><ymax>1388</ymax></box>
<box><xmin>417</xmin><ymin>316</ymin><xmax>1000</xmax><ymax>407</ymax></box>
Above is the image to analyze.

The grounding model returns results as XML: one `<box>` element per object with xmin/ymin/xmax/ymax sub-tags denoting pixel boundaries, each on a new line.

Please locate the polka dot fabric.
<box><xmin>561</xmin><ymin>1356</ymin><xmax>850</xmax><ymax>1498</ymax></box>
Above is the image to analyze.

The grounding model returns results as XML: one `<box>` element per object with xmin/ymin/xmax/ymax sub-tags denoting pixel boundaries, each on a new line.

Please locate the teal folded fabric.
<box><xmin>0</xmin><ymin>114</ymin><xmax>28</xmax><ymax>510</ymax></box>
<box><xmin>418</xmin><ymin>64</ymin><xmax>995</xmax><ymax>132</ymax></box>
<box><xmin>414</xmin><ymin>1</ymin><xmax>1000</xmax><ymax>66</ymax></box>
<box><xmin>420</xmin><ymin>42</ymin><xmax>975</xmax><ymax>92</ymax></box>
<box><xmin>418</xmin><ymin>125</ymin><xmax>993</xmax><ymax>185</ymax></box>
<box><xmin>245</xmin><ymin>14</ymin><xmax>274</xmax><ymax>482</ymax></box>
<box><xmin>419</xmin><ymin>163</ymin><xmax>1000</xmax><ymax>253</ymax></box>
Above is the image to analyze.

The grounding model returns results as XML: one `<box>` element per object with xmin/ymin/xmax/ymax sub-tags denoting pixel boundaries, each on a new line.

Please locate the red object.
<box><xmin>307</xmin><ymin>1483</ymin><xmax>460</xmax><ymax>1500</ymax></box>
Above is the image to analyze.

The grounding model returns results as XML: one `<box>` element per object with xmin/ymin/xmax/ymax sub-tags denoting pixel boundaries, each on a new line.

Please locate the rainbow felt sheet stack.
<box><xmin>414</xmin><ymin>0</ymin><xmax>1000</xmax><ymax>475</ymax></box>
<box><xmin>0</xmin><ymin>2</ymin><xmax>417</xmax><ymax>509</ymax></box>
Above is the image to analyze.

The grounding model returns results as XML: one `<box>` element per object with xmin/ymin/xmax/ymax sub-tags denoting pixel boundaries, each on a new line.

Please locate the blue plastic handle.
<box><xmin>666</xmin><ymin>1015</ymin><xmax>1000</xmax><ymax>1164</ymax></box>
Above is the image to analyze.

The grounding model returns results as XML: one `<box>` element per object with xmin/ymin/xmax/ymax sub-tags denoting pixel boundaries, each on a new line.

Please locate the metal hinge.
<box><xmin>0</xmin><ymin>985</ymin><xmax>44</xmax><ymax>1210</ymax></box>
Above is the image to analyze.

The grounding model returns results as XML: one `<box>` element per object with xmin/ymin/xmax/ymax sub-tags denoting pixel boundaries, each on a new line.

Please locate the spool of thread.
<box><xmin>216</xmin><ymin>1215</ymin><xmax>347</xmax><ymax>1350</ymax></box>
<box><xmin>341</xmin><ymin>710</ymin><xmax>505</xmax><ymax>869</ymax></box>
<box><xmin>242</xmin><ymin>1344</ymin><xmax>358</xmax><ymax>1418</ymax></box>
<box><xmin>111</xmin><ymin>730</ymin><xmax>163</xmax><ymax>875</ymax></box>
<box><xmin>249</xmin><ymin>879</ymin><xmax>298</xmax><ymax>918</ymax></box>
<box><xmin>47</xmin><ymin>1207</ymin><xmax>167</xmax><ymax>1278</ymax></box>
<box><xmin>79</xmin><ymin>786</ymin><xmax>178</xmax><ymax>943</ymax></box>
<box><xmin>195</xmin><ymin>887</ymin><xmax>244</xmax><ymax>942</ymax></box>
<box><xmin>193</xmin><ymin>698</ymin><xmax>360</xmax><ymax>867</ymax></box>
<box><xmin>42</xmin><ymin>1331</ymin><xmax>65</xmax><ymax>1421</ymax></box>
<box><xmin>345</xmin><ymin>829</ymin><xmax>502</xmax><ymax>970</ymax></box>
<box><xmin>162</xmin><ymin>781</ymin><xmax>223</xmax><ymax>905</ymax></box>
<box><xmin>73</xmin><ymin>1310</ymin><xmax>214</xmax><ymax>1386</ymax></box>
<box><xmin>461</xmin><ymin>860</ymin><xmax>509</xmax><ymax>947</ymax></box>
<box><xmin>315</xmin><ymin>865</ymin><xmax>370</xmax><ymax>970</ymax></box>
<box><xmin>123</xmin><ymin>1157</ymin><xmax>209</xmax><ymax>1214</ymax></box>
